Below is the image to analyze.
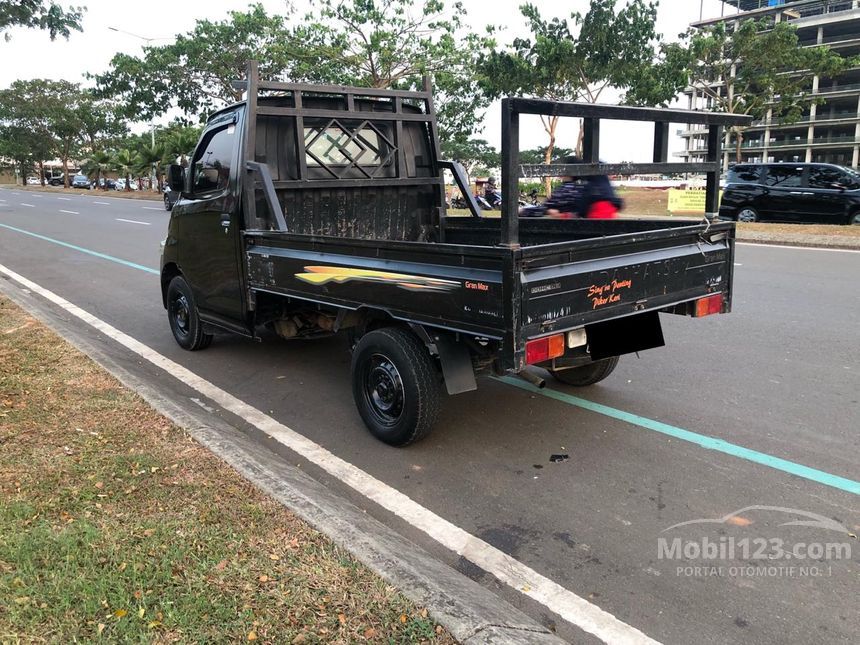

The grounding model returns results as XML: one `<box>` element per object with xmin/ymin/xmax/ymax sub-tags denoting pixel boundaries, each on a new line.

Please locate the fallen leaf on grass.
<box><xmin>247</xmin><ymin>631</ymin><xmax>257</xmax><ymax>641</ymax></box>
<box><xmin>137</xmin><ymin>607</ymin><xmax>145</xmax><ymax>619</ymax></box>
<box><xmin>363</xmin><ymin>628</ymin><xmax>377</xmax><ymax>638</ymax></box>
<box><xmin>214</xmin><ymin>559</ymin><xmax>228</xmax><ymax>571</ymax></box>
<box><xmin>94</xmin><ymin>481</ymin><xmax>104</xmax><ymax>489</ymax></box>
<box><xmin>97</xmin><ymin>623</ymin><xmax>106</xmax><ymax>635</ymax></box>
<box><xmin>399</xmin><ymin>614</ymin><xmax>407</xmax><ymax>624</ymax></box>
<box><xmin>338</xmin><ymin>613</ymin><xmax>346</xmax><ymax>625</ymax></box>
<box><xmin>113</xmin><ymin>609</ymin><xmax>127</xmax><ymax>618</ymax></box>
<box><xmin>269</xmin><ymin>554</ymin><xmax>280</xmax><ymax>561</ymax></box>
<box><xmin>142</xmin><ymin>529</ymin><xmax>155</xmax><ymax>537</ymax></box>
<box><xmin>258</xmin><ymin>575</ymin><xmax>269</xmax><ymax>583</ymax></box>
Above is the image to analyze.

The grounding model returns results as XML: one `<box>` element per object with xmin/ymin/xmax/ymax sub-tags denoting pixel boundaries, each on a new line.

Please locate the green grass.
<box><xmin>0</xmin><ymin>297</ymin><xmax>453</xmax><ymax>643</ymax></box>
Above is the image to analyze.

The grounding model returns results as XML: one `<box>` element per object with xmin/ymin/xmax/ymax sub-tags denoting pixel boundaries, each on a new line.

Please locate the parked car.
<box><xmin>47</xmin><ymin>175</ymin><xmax>65</xmax><ymax>186</ymax></box>
<box><xmin>71</xmin><ymin>174</ymin><xmax>91</xmax><ymax>189</ymax></box>
<box><xmin>719</xmin><ymin>162</ymin><xmax>860</xmax><ymax>225</ymax></box>
<box><xmin>26</xmin><ymin>176</ymin><xmax>40</xmax><ymax>185</ymax></box>
<box><xmin>163</xmin><ymin>186</ymin><xmax>179</xmax><ymax>210</ymax></box>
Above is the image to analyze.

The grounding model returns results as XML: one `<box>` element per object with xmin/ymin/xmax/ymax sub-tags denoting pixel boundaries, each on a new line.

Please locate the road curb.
<box><xmin>736</xmin><ymin>236</ymin><xmax>860</xmax><ymax>251</ymax></box>
<box><xmin>0</xmin><ymin>185</ymin><xmax>162</xmax><ymax>203</ymax></box>
<box><xmin>0</xmin><ymin>278</ymin><xmax>566</xmax><ymax>645</ymax></box>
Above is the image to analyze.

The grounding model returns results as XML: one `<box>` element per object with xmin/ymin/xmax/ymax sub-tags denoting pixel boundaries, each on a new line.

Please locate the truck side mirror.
<box><xmin>167</xmin><ymin>164</ymin><xmax>185</xmax><ymax>192</ymax></box>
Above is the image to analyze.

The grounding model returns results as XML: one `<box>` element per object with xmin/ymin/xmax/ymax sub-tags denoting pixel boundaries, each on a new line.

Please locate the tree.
<box><xmin>479</xmin><ymin>1</ymin><xmax>674</xmax><ymax>193</ymax></box>
<box><xmin>93</xmin><ymin>5</ymin><xmax>293</xmax><ymax>122</ymax></box>
<box><xmin>0</xmin><ymin>0</ymin><xmax>84</xmax><ymax>41</ymax></box>
<box><xmin>0</xmin><ymin>79</ymin><xmax>60</xmax><ymax>183</ymax></box>
<box><xmin>288</xmin><ymin>0</ymin><xmax>495</xmax><ymax>147</ymax></box>
<box><xmin>112</xmin><ymin>148</ymin><xmax>136</xmax><ymax>192</ymax></box>
<box><xmin>160</xmin><ymin>123</ymin><xmax>202</xmax><ymax>167</ymax></box>
<box><xmin>80</xmin><ymin>149</ymin><xmax>112</xmax><ymax>190</ymax></box>
<box><xmin>443</xmin><ymin>138</ymin><xmax>499</xmax><ymax>181</ymax></box>
<box><xmin>0</xmin><ymin>124</ymin><xmax>52</xmax><ymax>184</ymax></box>
<box><xmin>136</xmin><ymin>142</ymin><xmax>165</xmax><ymax>191</ymax></box>
<box><xmin>676</xmin><ymin>19</ymin><xmax>857</xmax><ymax>163</ymax></box>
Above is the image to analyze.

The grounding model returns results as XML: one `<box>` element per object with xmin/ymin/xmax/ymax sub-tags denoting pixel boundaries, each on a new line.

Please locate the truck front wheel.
<box><xmin>166</xmin><ymin>276</ymin><xmax>212</xmax><ymax>351</ymax></box>
<box><xmin>351</xmin><ymin>327</ymin><xmax>440</xmax><ymax>446</ymax></box>
<box><xmin>549</xmin><ymin>356</ymin><xmax>619</xmax><ymax>386</ymax></box>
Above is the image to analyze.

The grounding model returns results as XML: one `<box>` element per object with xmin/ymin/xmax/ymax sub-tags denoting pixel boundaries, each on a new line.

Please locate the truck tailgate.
<box><xmin>518</xmin><ymin>223</ymin><xmax>734</xmax><ymax>334</ymax></box>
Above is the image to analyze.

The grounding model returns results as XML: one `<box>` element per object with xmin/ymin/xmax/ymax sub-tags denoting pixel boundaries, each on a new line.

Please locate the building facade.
<box><xmin>679</xmin><ymin>0</ymin><xmax>860</xmax><ymax>170</ymax></box>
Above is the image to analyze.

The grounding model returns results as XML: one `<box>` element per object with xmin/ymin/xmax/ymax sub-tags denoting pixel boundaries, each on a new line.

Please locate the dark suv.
<box><xmin>719</xmin><ymin>162</ymin><xmax>860</xmax><ymax>225</ymax></box>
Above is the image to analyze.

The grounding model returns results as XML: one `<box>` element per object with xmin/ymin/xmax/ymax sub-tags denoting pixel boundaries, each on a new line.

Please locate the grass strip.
<box><xmin>0</xmin><ymin>297</ymin><xmax>453</xmax><ymax>644</ymax></box>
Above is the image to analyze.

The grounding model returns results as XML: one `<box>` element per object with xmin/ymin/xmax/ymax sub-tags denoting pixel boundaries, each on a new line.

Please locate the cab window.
<box><xmin>192</xmin><ymin>124</ymin><xmax>235</xmax><ymax>193</ymax></box>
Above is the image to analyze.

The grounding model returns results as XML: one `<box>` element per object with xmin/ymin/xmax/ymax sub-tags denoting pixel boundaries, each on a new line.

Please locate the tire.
<box><xmin>351</xmin><ymin>327</ymin><xmax>440</xmax><ymax>446</ymax></box>
<box><xmin>737</xmin><ymin>206</ymin><xmax>759</xmax><ymax>223</ymax></box>
<box><xmin>164</xmin><ymin>194</ymin><xmax>172</xmax><ymax>211</ymax></box>
<box><xmin>166</xmin><ymin>276</ymin><xmax>212</xmax><ymax>351</ymax></box>
<box><xmin>849</xmin><ymin>210</ymin><xmax>860</xmax><ymax>226</ymax></box>
<box><xmin>550</xmin><ymin>356</ymin><xmax>619</xmax><ymax>386</ymax></box>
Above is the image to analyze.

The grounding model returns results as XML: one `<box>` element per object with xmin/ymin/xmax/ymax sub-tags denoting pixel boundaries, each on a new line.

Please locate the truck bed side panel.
<box><xmin>245</xmin><ymin>235</ymin><xmax>506</xmax><ymax>337</ymax></box>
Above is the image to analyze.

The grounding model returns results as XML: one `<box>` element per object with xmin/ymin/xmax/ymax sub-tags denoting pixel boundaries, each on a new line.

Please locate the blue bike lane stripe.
<box><xmin>499</xmin><ymin>376</ymin><xmax>860</xmax><ymax>496</ymax></box>
<box><xmin>4</xmin><ymin>219</ymin><xmax>857</xmax><ymax>497</ymax></box>
<box><xmin>0</xmin><ymin>222</ymin><xmax>159</xmax><ymax>275</ymax></box>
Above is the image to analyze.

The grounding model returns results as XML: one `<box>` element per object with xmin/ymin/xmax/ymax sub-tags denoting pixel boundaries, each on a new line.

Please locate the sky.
<box><xmin>0</xmin><ymin>0</ymin><xmax>731</xmax><ymax>162</ymax></box>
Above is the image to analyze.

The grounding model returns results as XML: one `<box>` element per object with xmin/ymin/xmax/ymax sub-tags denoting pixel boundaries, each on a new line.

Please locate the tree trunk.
<box><xmin>62</xmin><ymin>154</ymin><xmax>69</xmax><ymax>188</ymax></box>
<box><xmin>39</xmin><ymin>161</ymin><xmax>45</xmax><ymax>186</ymax></box>
<box><xmin>125</xmin><ymin>173</ymin><xmax>131</xmax><ymax>191</ymax></box>
<box><xmin>543</xmin><ymin>115</ymin><xmax>558</xmax><ymax>197</ymax></box>
<box><xmin>735</xmin><ymin>129</ymin><xmax>743</xmax><ymax>164</ymax></box>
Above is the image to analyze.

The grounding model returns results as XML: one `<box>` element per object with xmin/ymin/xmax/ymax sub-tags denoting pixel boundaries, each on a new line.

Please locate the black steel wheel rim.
<box><xmin>170</xmin><ymin>293</ymin><xmax>191</xmax><ymax>338</ymax></box>
<box><xmin>852</xmin><ymin>212</ymin><xmax>860</xmax><ymax>225</ymax></box>
<box><xmin>363</xmin><ymin>352</ymin><xmax>405</xmax><ymax>427</ymax></box>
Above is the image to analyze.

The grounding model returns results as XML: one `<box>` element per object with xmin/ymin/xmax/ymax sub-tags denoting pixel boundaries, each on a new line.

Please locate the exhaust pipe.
<box><xmin>517</xmin><ymin>369</ymin><xmax>546</xmax><ymax>389</ymax></box>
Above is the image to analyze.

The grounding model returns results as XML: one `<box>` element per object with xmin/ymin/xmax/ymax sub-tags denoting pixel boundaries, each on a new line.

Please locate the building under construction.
<box><xmin>679</xmin><ymin>0</ymin><xmax>860</xmax><ymax>169</ymax></box>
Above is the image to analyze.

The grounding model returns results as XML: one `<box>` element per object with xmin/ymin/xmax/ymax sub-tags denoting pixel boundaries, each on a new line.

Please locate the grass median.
<box><xmin>0</xmin><ymin>297</ymin><xmax>454</xmax><ymax>643</ymax></box>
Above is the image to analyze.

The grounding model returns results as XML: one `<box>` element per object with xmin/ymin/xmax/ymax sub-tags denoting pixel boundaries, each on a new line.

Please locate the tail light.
<box><xmin>694</xmin><ymin>294</ymin><xmax>724</xmax><ymax>317</ymax></box>
<box><xmin>525</xmin><ymin>333</ymin><xmax>565</xmax><ymax>364</ymax></box>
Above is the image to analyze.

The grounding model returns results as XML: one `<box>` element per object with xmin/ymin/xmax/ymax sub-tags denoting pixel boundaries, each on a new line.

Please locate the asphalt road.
<box><xmin>1</xmin><ymin>186</ymin><xmax>858</xmax><ymax>644</ymax></box>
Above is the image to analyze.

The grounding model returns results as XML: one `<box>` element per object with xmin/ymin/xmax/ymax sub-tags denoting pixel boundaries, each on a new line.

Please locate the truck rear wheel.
<box><xmin>166</xmin><ymin>276</ymin><xmax>212</xmax><ymax>351</ymax></box>
<box><xmin>351</xmin><ymin>327</ymin><xmax>440</xmax><ymax>446</ymax></box>
<box><xmin>550</xmin><ymin>356</ymin><xmax>619</xmax><ymax>386</ymax></box>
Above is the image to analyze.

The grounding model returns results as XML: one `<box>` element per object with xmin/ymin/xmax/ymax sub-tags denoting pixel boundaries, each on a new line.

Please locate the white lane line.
<box><xmin>57</xmin><ymin>197</ymin><xmax>71</xmax><ymax>201</ymax></box>
<box><xmin>738</xmin><ymin>241</ymin><xmax>860</xmax><ymax>254</ymax></box>
<box><xmin>59</xmin><ymin>209</ymin><xmax>80</xmax><ymax>215</ymax></box>
<box><xmin>93</xmin><ymin>201</ymin><xmax>111</xmax><ymax>205</ymax></box>
<box><xmin>0</xmin><ymin>262</ymin><xmax>659</xmax><ymax>645</ymax></box>
<box><xmin>116</xmin><ymin>218</ymin><xmax>151</xmax><ymax>226</ymax></box>
<box><xmin>141</xmin><ymin>206</ymin><xmax>162</xmax><ymax>211</ymax></box>
<box><xmin>20</xmin><ymin>203</ymin><xmax>35</xmax><ymax>208</ymax></box>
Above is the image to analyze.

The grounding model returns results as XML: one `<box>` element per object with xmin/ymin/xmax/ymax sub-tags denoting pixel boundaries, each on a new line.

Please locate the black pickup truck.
<box><xmin>160</xmin><ymin>61</ymin><xmax>750</xmax><ymax>446</ymax></box>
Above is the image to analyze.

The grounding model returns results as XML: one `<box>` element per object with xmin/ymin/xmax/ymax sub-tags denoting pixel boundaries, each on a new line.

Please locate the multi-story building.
<box><xmin>678</xmin><ymin>0</ymin><xmax>860</xmax><ymax>170</ymax></box>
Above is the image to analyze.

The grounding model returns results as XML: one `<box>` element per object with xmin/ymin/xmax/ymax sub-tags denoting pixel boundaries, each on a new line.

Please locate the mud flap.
<box><xmin>435</xmin><ymin>335</ymin><xmax>478</xmax><ymax>395</ymax></box>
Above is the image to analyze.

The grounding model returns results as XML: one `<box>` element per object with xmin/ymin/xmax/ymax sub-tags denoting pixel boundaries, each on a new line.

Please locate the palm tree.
<box><xmin>165</xmin><ymin>129</ymin><xmax>200</xmax><ymax>168</ymax></box>
<box><xmin>81</xmin><ymin>150</ymin><xmax>112</xmax><ymax>190</ymax></box>
<box><xmin>136</xmin><ymin>143</ymin><xmax>165</xmax><ymax>191</ymax></box>
<box><xmin>112</xmin><ymin>148</ymin><xmax>136</xmax><ymax>192</ymax></box>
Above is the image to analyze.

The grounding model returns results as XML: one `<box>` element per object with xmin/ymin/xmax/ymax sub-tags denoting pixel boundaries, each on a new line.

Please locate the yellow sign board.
<box><xmin>667</xmin><ymin>189</ymin><xmax>723</xmax><ymax>213</ymax></box>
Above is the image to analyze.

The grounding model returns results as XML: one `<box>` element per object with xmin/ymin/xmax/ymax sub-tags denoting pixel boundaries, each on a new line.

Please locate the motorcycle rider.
<box><xmin>544</xmin><ymin>156</ymin><xmax>622</xmax><ymax>219</ymax></box>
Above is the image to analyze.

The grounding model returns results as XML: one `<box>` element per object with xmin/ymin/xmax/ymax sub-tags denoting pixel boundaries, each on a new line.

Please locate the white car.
<box><xmin>26</xmin><ymin>177</ymin><xmax>40</xmax><ymax>185</ymax></box>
